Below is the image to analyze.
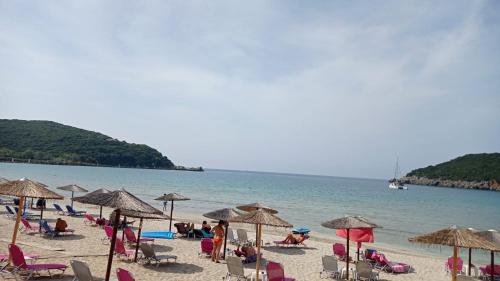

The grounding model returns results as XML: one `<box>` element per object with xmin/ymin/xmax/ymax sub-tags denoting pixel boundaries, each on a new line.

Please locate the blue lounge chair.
<box><xmin>192</xmin><ymin>229</ymin><xmax>213</xmax><ymax>239</ymax></box>
<box><xmin>53</xmin><ymin>204</ymin><xmax>66</xmax><ymax>215</ymax></box>
<box><xmin>66</xmin><ymin>205</ymin><xmax>85</xmax><ymax>216</ymax></box>
<box><xmin>4</xmin><ymin>206</ymin><xmax>15</xmax><ymax>218</ymax></box>
<box><xmin>39</xmin><ymin>220</ymin><xmax>74</xmax><ymax>238</ymax></box>
<box><xmin>13</xmin><ymin>207</ymin><xmax>40</xmax><ymax>220</ymax></box>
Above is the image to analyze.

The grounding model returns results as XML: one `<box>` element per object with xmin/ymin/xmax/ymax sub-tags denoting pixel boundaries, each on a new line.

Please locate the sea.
<box><xmin>1</xmin><ymin>163</ymin><xmax>499</xmax><ymax>263</ymax></box>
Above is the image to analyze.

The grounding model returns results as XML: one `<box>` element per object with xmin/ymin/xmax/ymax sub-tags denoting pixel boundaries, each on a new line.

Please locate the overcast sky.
<box><xmin>1</xmin><ymin>1</ymin><xmax>499</xmax><ymax>179</ymax></box>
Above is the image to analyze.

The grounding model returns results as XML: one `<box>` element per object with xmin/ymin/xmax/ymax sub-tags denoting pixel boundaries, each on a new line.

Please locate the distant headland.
<box><xmin>402</xmin><ymin>153</ymin><xmax>500</xmax><ymax>191</ymax></box>
<box><xmin>0</xmin><ymin>119</ymin><xmax>202</xmax><ymax>172</ymax></box>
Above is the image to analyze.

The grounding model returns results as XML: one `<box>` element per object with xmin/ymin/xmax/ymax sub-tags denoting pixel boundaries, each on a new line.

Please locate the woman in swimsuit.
<box><xmin>211</xmin><ymin>220</ymin><xmax>225</xmax><ymax>262</ymax></box>
<box><xmin>283</xmin><ymin>233</ymin><xmax>305</xmax><ymax>244</ymax></box>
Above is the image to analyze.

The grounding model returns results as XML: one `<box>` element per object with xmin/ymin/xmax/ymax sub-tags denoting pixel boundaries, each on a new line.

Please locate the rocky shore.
<box><xmin>401</xmin><ymin>176</ymin><xmax>500</xmax><ymax>191</ymax></box>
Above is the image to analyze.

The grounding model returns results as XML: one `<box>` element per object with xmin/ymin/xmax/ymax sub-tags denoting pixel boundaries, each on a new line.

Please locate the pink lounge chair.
<box><xmin>20</xmin><ymin>218</ymin><xmax>38</xmax><ymax>234</ymax></box>
<box><xmin>114</xmin><ymin>238</ymin><xmax>135</xmax><ymax>260</ymax></box>
<box><xmin>333</xmin><ymin>243</ymin><xmax>347</xmax><ymax>261</ymax></box>
<box><xmin>84</xmin><ymin>214</ymin><xmax>97</xmax><ymax>226</ymax></box>
<box><xmin>124</xmin><ymin>227</ymin><xmax>154</xmax><ymax>245</ymax></box>
<box><xmin>266</xmin><ymin>261</ymin><xmax>295</xmax><ymax>281</ymax></box>
<box><xmin>198</xmin><ymin>238</ymin><xmax>213</xmax><ymax>257</ymax></box>
<box><xmin>378</xmin><ymin>254</ymin><xmax>411</xmax><ymax>273</ymax></box>
<box><xmin>445</xmin><ymin>256</ymin><xmax>464</xmax><ymax>274</ymax></box>
<box><xmin>116</xmin><ymin>268</ymin><xmax>135</xmax><ymax>281</ymax></box>
<box><xmin>479</xmin><ymin>264</ymin><xmax>500</xmax><ymax>277</ymax></box>
<box><xmin>102</xmin><ymin>226</ymin><xmax>114</xmax><ymax>243</ymax></box>
<box><xmin>9</xmin><ymin>244</ymin><xmax>66</xmax><ymax>280</ymax></box>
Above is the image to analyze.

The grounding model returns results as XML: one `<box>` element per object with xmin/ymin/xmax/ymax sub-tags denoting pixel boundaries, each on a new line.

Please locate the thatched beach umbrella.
<box><xmin>155</xmin><ymin>193</ymin><xmax>190</xmax><ymax>232</ymax></box>
<box><xmin>80</xmin><ymin>189</ymin><xmax>165</xmax><ymax>281</ymax></box>
<box><xmin>475</xmin><ymin>229</ymin><xmax>500</xmax><ymax>281</ymax></box>
<box><xmin>231</xmin><ymin>209</ymin><xmax>293</xmax><ymax>281</ymax></box>
<box><xmin>409</xmin><ymin>226</ymin><xmax>499</xmax><ymax>281</ymax></box>
<box><xmin>0</xmin><ymin>178</ymin><xmax>63</xmax><ymax>242</ymax></box>
<box><xmin>73</xmin><ymin>188</ymin><xmax>111</xmax><ymax>218</ymax></box>
<box><xmin>203</xmin><ymin>208</ymin><xmax>242</xmax><ymax>259</ymax></box>
<box><xmin>0</xmin><ymin>177</ymin><xmax>9</xmax><ymax>184</ymax></box>
<box><xmin>57</xmin><ymin>184</ymin><xmax>88</xmax><ymax>208</ymax></box>
<box><xmin>237</xmin><ymin>203</ymin><xmax>278</xmax><ymax>244</ymax></box>
<box><xmin>321</xmin><ymin>215</ymin><xmax>381</xmax><ymax>280</ymax></box>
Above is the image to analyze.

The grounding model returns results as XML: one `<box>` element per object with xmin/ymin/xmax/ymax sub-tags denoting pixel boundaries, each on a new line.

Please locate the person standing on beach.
<box><xmin>211</xmin><ymin>220</ymin><xmax>225</xmax><ymax>262</ymax></box>
<box><xmin>162</xmin><ymin>193</ymin><xmax>167</xmax><ymax>212</ymax></box>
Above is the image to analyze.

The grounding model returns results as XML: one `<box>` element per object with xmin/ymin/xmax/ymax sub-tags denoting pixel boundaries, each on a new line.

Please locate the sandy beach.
<box><xmin>0</xmin><ymin>199</ymin><xmax>467</xmax><ymax>281</ymax></box>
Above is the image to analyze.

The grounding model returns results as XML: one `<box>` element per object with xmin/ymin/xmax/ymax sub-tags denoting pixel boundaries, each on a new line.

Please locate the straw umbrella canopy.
<box><xmin>154</xmin><ymin>193</ymin><xmax>190</xmax><ymax>232</ymax></box>
<box><xmin>231</xmin><ymin>209</ymin><xmax>293</xmax><ymax>281</ymax></box>
<box><xmin>321</xmin><ymin>215</ymin><xmax>381</xmax><ymax>280</ymax></box>
<box><xmin>79</xmin><ymin>189</ymin><xmax>166</xmax><ymax>281</ymax></box>
<box><xmin>0</xmin><ymin>177</ymin><xmax>9</xmax><ymax>184</ymax></box>
<box><xmin>57</xmin><ymin>184</ymin><xmax>88</xmax><ymax>208</ymax></box>
<box><xmin>409</xmin><ymin>226</ymin><xmax>499</xmax><ymax>281</ymax></box>
<box><xmin>73</xmin><ymin>188</ymin><xmax>111</xmax><ymax>218</ymax></box>
<box><xmin>203</xmin><ymin>208</ymin><xmax>242</xmax><ymax>259</ymax></box>
<box><xmin>236</xmin><ymin>202</ymin><xmax>278</xmax><ymax>214</ymax></box>
<box><xmin>474</xmin><ymin>229</ymin><xmax>500</xmax><ymax>281</ymax></box>
<box><xmin>0</xmin><ymin>178</ymin><xmax>63</xmax><ymax>243</ymax></box>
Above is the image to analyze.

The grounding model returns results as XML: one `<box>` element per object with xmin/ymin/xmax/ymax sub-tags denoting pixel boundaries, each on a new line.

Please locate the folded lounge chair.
<box><xmin>355</xmin><ymin>261</ymin><xmax>379</xmax><ymax>281</ymax></box>
<box><xmin>20</xmin><ymin>218</ymin><xmax>38</xmax><ymax>234</ymax></box>
<box><xmin>9</xmin><ymin>244</ymin><xmax>67</xmax><ymax>280</ymax></box>
<box><xmin>266</xmin><ymin>261</ymin><xmax>295</xmax><ymax>281</ymax></box>
<box><xmin>124</xmin><ymin>227</ymin><xmax>154</xmax><ymax>245</ymax></box>
<box><xmin>70</xmin><ymin>260</ymin><xmax>94</xmax><ymax>281</ymax></box>
<box><xmin>66</xmin><ymin>205</ymin><xmax>85</xmax><ymax>216</ymax></box>
<box><xmin>114</xmin><ymin>238</ymin><xmax>135</xmax><ymax>260</ymax></box>
<box><xmin>377</xmin><ymin>254</ymin><xmax>411</xmax><ymax>273</ymax></box>
<box><xmin>198</xmin><ymin>238</ymin><xmax>213</xmax><ymax>258</ymax></box>
<box><xmin>139</xmin><ymin>243</ymin><xmax>177</xmax><ymax>267</ymax></box>
<box><xmin>320</xmin><ymin>255</ymin><xmax>341</xmax><ymax>279</ymax></box>
<box><xmin>40</xmin><ymin>220</ymin><xmax>74</xmax><ymax>238</ymax></box>
<box><xmin>116</xmin><ymin>268</ymin><xmax>135</xmax><ymax>281</ymax></box>
<box><xmin>223</xmin><ymin>256</ymin><xmax>252</xmax><ymax>281</ymax></box>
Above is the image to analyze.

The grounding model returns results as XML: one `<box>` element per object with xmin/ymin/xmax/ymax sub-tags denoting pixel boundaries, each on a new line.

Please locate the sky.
<box><xmin>1</xmin><ymin>1</ymin><xmax>499</xmax><ymax>179</ymax></box>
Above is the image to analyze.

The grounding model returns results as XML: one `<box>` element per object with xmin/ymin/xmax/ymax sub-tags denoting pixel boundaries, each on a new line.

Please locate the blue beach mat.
<box><xmin>141</xmin><ymin>231</ymin><xmax>176</xmax><ymax>239</ymax></box>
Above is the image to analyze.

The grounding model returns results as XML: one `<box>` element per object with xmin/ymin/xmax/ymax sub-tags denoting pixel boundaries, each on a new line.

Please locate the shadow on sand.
<box><xmin>146</xmin><ymin>262</ymin><xmax>204</xmax><ymax>274</ymax></box>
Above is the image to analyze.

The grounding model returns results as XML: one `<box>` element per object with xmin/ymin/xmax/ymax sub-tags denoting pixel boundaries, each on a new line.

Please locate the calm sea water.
<box><xmin>1</xmin><ymin>163</ymin><xmax>499</xmax><ymax>262</ymax></box>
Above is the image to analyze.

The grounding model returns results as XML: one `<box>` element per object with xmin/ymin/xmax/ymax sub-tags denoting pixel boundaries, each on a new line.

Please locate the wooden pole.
<box><xmin>105</xmin><ymin>209</ymin><xmax>121</xmax><ymax>281</ymax></box>
<box><xmin>491</xmin><ymin>251</ymin><xmax>494</xmax><ymax>281</ymax></box>
<box><xmin>11</xmin><ymin>196</ymin><xmax>25</xmax><ymax>245</ymax></box>
<box><xmin>256</xmin><ymin>224</ymin><xmax>261</xmax><ymax>281</ymax></box>
<box><xmin>122</xmin><ymin>216</ymin><xmax>127</xmax><ymax>240</ymax></box>
<box><xmin>71</xmin><ymin>191</ymin><xmax>74</xmax><ymax>208</ymax></box>
<box><xmin>223</xmin><ymin>222</ymin><xmax>228</xmax><ymax>259</ymax></box>
<box><xmin>99</xmin><ymin>206</ymin><xmax>103</xmax><ymax>219</ymax></box>
<box><xmin>468</xmin><ymin>248</ymin><xmax>472</xmax><ymax>276</ymax></box>
<box><xmin>346</xmin><ymin>229</ymin><xmax>350</xmax><ymax>280</ymax></box>
<box><xmin>169</xmin><ymin>200</ymin><xmax>174</xmax><ymax>232</ymax></box>
<box><xmin>134</xmin><ymin>218</ymin><xmax>143</xmax><ymax>262</ymax></box>
<box><xmin>452</xmin><ymin>243</ymin><xmax>458</xmax><ymax>281</ymax></box>
<box><xmin>39</xmin><ymin>206</ymin><xmax>44</xmax><ymax>233</ymax></box>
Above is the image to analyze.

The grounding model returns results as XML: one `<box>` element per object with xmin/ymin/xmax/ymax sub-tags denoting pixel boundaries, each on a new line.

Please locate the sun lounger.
<box><xmin>236</xmin><ymin>229</ymin><xmax>253</xmax><ymax>245</ymax></box>
<box><xmin>124</xmin><ymin>227</ymin><xmax>154</xmax><ymax>245</ymax></box>
<box><xmin>198</xmin><ymin>238</ymin><xmax>213</xmax><ymax>258</ymax></box>
<box><xmin>20</xmin><ymin>218</ymin><xmax>38</xmax><ymax>234</ymax></box>
<box><xmin>320</xmin><ymin>255</ymin><xmax>341</xmax><ymax>279</ymax></box>
<box><xmin>192</xmin><ymin>228</ymin><xmax>213</xmax><ymax>239</ymax></box>
<box><xmin>14</xmin><ymin>207</ymin><xmax>40</xmax><ymax>220</ymax></box>
<box><xmin>141</xmin><ymin>231</ymin><xmax>176</xmax><ymax>239</ymax></box>
<box><xmin>9</xmin><ymin>244</ymin><xmax>67</xmax><ymax>280</ymax></box>
<box><xmin>139</xmin><ymin>243</ymin><xmax>177</xmax><ymax>267</ymax></box>
<box><xmin>227</xmin><ymin>227</ymin><xmax>238</xmax><ymax>245</ymax></box>
<box><xmin>116</xmin><ymin>268</ymin><xmax>135</xmax><ymax>281</ymax></box>
<box><xmin>84</xmin><ymin>213</ymin><xmax>97</xmax><ymax>226</ymax></box>
<box><xmin>480</xmin><ymin>264</ymin><xmax>500</xmax><ymax>278</ymax></box>
<box><xmin>266</xmin><ymin>261</ymin><xmax>295</xmax><ymax>281</ymax></box>
<box><xmin>114</xmin><ymin>238</ymin><xmax>135</xmax><ymax>260</ymax></box>
<box><xmin>274</xmin><ymin>235</ymin><xmax>309</xmax><ymax>247</ymax></box>
<box><xmin>355</xmin><ymin>261</ymin><xmax>379</xmax><ymax>281</ymax></box>
<box><xmin>445</xmin><ymin>256</ymin><xmax>464</xmax><ymax>274</ymax></box>
<box><xmin>102</xmin><ymin>226</ymin><xmax>114</xmax><ymax>243</ymax></box>
<box><xmin>174</xmin><ymin>223</ymin><xmax>194</xmax><ymax>238</ymax></box>
<box><xmin>377</xmin><ymin>254</ymin><xmax>411</xmax><ymax>273</ymax></box>
<box><xmin>70</xmin><ymin>260</ymin><xmax>94</xmax><ymax>281</ymax></box>
<box><xmin>5</xmin><ymin>206</ymin><xmax>16</xmax><ymax>218</ymax></box>
<box><xmin>66</xmin><ymin>205</ymin><xmax>85</xmax><ymax>216</ymax></box>
<box><xmin>39</xmin><ymin>220</ymin><xmax>74</xmax><ymax>238</ymax></box>
<box><xmin>223</xmin><ymin>256</ymin><xmax>252</xmax><ymax>280</ymax></box>
<box><xmin>53</xmin><ymin>204</ymin><xmax>66</xmax><ymax>215</ymax></box>
<box><xmin>333</xmin><ymin>243</ymin><xmax>347</xmax><ymax>261</ymax></box>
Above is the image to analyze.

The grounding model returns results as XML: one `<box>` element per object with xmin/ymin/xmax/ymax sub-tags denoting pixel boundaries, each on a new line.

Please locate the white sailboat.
<box><xmin>389</xmin><ymin>159</ymin><xmax>407</xmax><ymax>190</ymax></box>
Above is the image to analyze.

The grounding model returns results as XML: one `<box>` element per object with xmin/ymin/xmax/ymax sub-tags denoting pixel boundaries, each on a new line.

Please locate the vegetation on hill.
<box><xmin>0</xmin><ymin>119</ymin><xmax>175</xmax><ymax>169</ymax></box>
<box><xmin>406</xmin><ymin>153</ymin><xmax>500</xmax><ymax>182</ymax></box>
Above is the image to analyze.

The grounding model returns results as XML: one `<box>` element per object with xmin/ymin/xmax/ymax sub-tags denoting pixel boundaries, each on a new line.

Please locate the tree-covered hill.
<box><xmin>406</xmin><ymin>153</ymin><xmax>500</xmax><ymax>182</ymax></box>
<box><xmin>0</xmin><ymin>119</ymin><xmax>175</xmax><ymax>169</ymax></box>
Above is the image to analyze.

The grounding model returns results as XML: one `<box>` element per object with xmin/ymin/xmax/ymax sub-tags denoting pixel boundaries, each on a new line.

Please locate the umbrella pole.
<box><xmin>71</xmin><ymin>191</ymin><xmax>74</xmax><ymax>208</ymax></box>
<box><xmin>169</xmin><ymin>200</ymin><xmax>174</xmax><ymax>232</ymax></box>
<box><xmin>99</xmin><ymin>206</ymin><xmax>103</xmax><ymax>219</ymax></box>
<box><xmin>256</xmin><ymin>224</ymin><xmax>261</xmax><ymax>281</ymax></box>
<box><xmin>357</xmin><ymin>243</ymin><xmax>360</xmax><ymax>261</ymax></box>
<box><xmin>39</xmin><ymin>206</ymin><xmax>44</xmax><ymax>233</ymax></box>
<box><xmin>122</xmin><ymin>216</ymin><xmax>127</xmax><ymax>240</ymax></box>
<box><xmin>468</xmin><ymin>248</ymin><xmax>472</xmax><ymax>276</ymax></box>
<box><xmin>491</xmin><ymin>251</ymin><xmax>494</xmax><ymax>281</ymax></box>
<box><xmin>134</xmin><ymin>218</ymin><xmax>143</xmax><ymax>262</ymax></box>
<box><xmin>346</xmin><ymin>229</ymin><xmax>350</xmax><ymax>280</ymax></box>
<box><xmin>452</xmin><ymin>243</ymin><xmax>458</xmax><ymax>281</ymax></box>
<box><xmin>223</xmin><ymin>222</ymin><xmax>228</xmax><ymax>260</ymax></box>
<box><xmin>11</xmin><ymin>196</ymin><xmax>25</xmax><ymax>245</ymax></box>
<box><xmin>105</xmin><ymin>209</ymin><xmax>121</xmax><ymax>281</ymax></box>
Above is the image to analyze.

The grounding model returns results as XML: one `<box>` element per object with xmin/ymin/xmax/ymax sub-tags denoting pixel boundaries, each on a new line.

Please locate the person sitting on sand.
<box><xmin>55</xmin><ymin>218</ymin><xmax>68</xmax><ymax>232</ymax></box>
<box><xmin>283</xmin><ymin>233</ymin><xmax>306</xmax><ymax>244</ymax></box>
<box><xmin>202</xmin><ymin>220</ymin><xmax>211</xmax><ymax>233</ymax></box>
<box><xmin>211</xmin><ymin>220</ymin><xmax>225</xmax><ymax>263</ymax></box>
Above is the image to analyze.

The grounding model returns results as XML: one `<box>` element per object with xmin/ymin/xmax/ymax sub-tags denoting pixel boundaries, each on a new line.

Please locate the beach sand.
<box><xmin>0</xmin><ymin>200</ymin><xmax>465</xmax><ymax>281</ymax></box>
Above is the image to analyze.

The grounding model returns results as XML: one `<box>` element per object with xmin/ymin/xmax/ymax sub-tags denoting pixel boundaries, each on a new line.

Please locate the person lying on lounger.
<box><xmin>283</xmin><ymin>233</ymin><xmax>306</xmax><ymax>244</ymax></box>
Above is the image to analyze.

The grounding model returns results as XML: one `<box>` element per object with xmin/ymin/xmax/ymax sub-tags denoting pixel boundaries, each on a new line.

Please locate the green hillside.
<box><xmin>0</xmin><ymin>119</ymin><xmax>174</xmax><ymax>169</ymax></box>
<box><xmin>407</xmin><ymin>153</ymin><xmax>500</xmax><ymax>182</ymax></box>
